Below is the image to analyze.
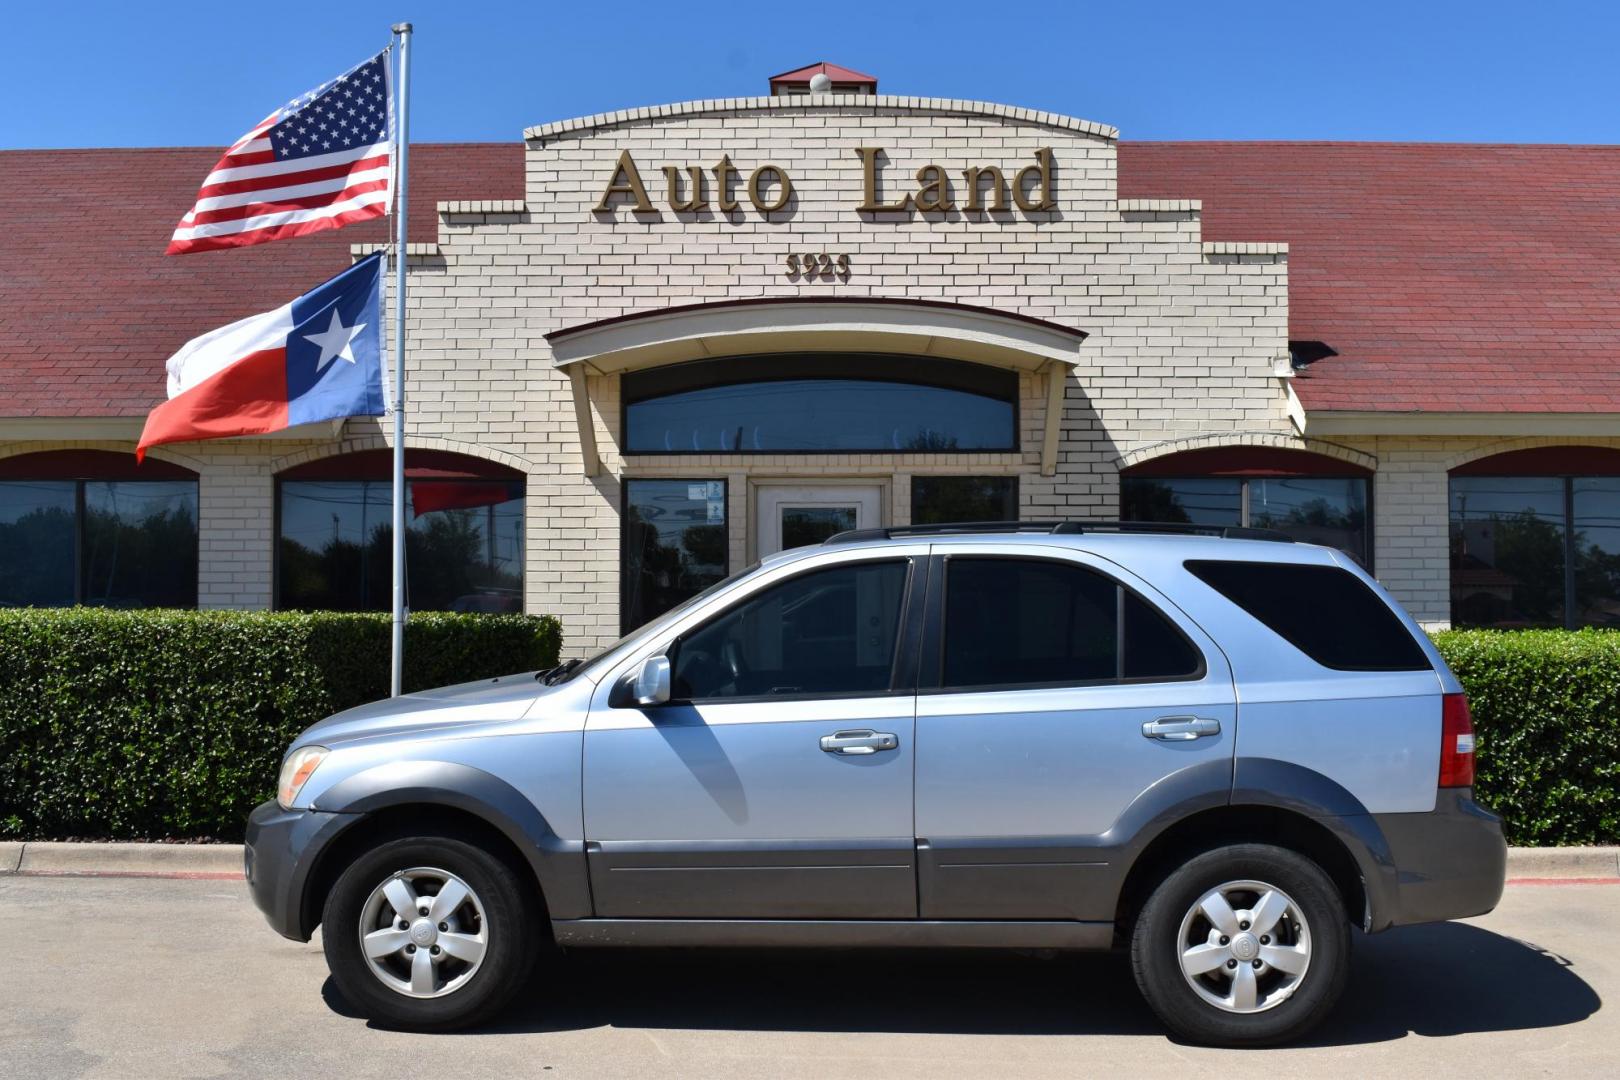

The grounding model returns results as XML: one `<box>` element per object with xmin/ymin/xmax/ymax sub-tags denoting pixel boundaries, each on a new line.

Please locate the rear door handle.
<box><xmin>820</xmin><ymin>729</ymin><xmax>899</xmax><ymax>755</ymax></box>
<box><xmin>1141</xmin><ymin>716</ymin><xmax>1221</xmax><ymax>741</ymax></box>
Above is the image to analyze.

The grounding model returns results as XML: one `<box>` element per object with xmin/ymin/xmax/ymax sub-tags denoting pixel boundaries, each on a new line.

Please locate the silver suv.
<box><xmin>245</xmin><ymin>522</ymin><xmax>1505</xmax><ymax>1046</ymax></box>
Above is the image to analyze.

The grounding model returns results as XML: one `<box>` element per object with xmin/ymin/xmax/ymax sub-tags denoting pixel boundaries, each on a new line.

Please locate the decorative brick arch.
<box><xmin>1113</xmin><ymin>431</ymin><xmax>1378</xmax><ymax>473</ymax></box>
<box><xmin>1441</xmin><ymin>436</ymin><xmax>1620</xmax><ymax>473</ymax></box>
<box><xmin>265</xmin><ymin>435</ymin><xmax>538</xmax><ymax>478</ymax></box>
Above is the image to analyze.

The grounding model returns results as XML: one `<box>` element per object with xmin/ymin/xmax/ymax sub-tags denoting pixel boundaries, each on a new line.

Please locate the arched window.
<box><xmin>1120</xmin><ymin>447</ymin><xmax>1372</xmax><ymax>566</ymax></box>
<box><xmin>1449</xmin><ymin>446</ymin><xmax>1620</xmax><ymax>629</ymax></box>
<box><xmin>0</xmin><ymin>450</ymin><xmax>198</xmax><ymax>608</ymax></box>
<box><xmin>276</xmin><ymin>450</ymin><xmax>524</xmax><ymax>613</ymax></box>
<box><xmin>622</xmin><ymin>355</ymin><xmax>1019</xmax><ymax>454</ymax></box>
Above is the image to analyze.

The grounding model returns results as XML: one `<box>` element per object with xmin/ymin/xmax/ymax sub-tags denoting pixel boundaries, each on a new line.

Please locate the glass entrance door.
<box><xmin>755</xmin><ymin>484</ymin><xmax>884</xmax><ymax>556</ymax></box>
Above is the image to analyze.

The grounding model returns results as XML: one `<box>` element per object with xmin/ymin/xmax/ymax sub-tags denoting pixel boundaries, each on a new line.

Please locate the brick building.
<box><xmin>4</xmin><ymin>69</ymin><xmax>1619</xmax><ymax>647</ymax></box>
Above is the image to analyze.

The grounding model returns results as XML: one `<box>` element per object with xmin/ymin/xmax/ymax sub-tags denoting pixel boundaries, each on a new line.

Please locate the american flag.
<box><xmin>166</xmin><ymin>51</ymin><xmax>393</xmax><ymax>255</ymax></box>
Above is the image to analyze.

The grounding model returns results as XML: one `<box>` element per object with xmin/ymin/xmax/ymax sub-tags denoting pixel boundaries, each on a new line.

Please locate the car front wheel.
<box><xmin>322</xmin><ymin>833</ymin><xmax>538</xmax><ymax>1030</ymax></box>
<box><xmin>1130</xmin><ymin>843</ymin><xmax>1349</xmax><ymax>1046</ymax></box>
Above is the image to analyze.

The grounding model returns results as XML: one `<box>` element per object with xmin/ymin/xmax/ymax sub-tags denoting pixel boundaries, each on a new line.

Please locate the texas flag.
<box><xmin>137</xmin><ymin>254</ymin><xmax>386</xmax><ymax>460</ymax></box>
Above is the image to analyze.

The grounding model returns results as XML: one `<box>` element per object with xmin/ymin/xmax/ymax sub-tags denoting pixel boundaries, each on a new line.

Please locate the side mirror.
<box><xmin>631</xmin><ymin>654</ymin><xmax>672</xmax><ymax>707</ymax></box>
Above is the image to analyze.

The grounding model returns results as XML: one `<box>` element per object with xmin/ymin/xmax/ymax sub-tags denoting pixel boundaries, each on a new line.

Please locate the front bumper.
<box><xmin>243</xmin><ymin>799</ymin><xmax>353</xmax><ymax>941</ymax></box>
<box><xmin>1371</xmin><ymin>788</ymin><xmax>1507</xmax><ymax>929</ymax></box>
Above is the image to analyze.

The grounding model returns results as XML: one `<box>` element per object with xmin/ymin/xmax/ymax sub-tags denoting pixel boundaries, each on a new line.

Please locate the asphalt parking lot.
<box><xmin>2</xmin><ymin>875</ymin><xmax>1615</xmax><ymax>1079</ymax></box>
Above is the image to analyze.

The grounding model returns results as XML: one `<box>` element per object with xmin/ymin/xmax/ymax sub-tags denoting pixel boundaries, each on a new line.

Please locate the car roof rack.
<box><xmin>822</xmin><ymin>520</ymin><xmax>1296</xmax><ymax>545</ymax></box>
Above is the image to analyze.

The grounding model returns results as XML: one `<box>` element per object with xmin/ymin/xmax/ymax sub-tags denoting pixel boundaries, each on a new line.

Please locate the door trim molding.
<box><xmin>749</xmin><ymin>478</ymin><xmax>888</xmax><ymax>561</ymax></box>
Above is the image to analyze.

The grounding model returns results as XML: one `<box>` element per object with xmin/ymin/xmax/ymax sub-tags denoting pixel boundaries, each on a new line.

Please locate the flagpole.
<box><xmin>389</xmin><ymin>22</ymin><xmax>412</xmax><ymax>698</ymax></box>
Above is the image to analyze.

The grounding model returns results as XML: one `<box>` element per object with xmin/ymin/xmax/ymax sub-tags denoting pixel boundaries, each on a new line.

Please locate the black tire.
<box><xmin>1129</xmin><ymin>843</ymin><xmax>1349</xmax><ymax>1047</ymax></box>
<box><xmin>322</xmin><ymin>833</ymin><xmax>539</xmax><ymax>1031</ymax></box>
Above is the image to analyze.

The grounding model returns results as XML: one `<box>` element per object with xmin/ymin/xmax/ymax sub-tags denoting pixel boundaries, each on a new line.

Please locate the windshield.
<box><xmin>549</xmin><ymin>561</ymin><xmax>762</xmax><ymax>684</ymax></box>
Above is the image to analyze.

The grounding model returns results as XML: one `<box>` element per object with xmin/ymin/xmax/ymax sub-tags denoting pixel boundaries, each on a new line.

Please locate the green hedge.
<box><xmin>2</xmin><ymin>613</ymin><xmax>1614</xmax><ymax>845</ymax></box>
<box><xmin>0</xmin><ymin>609</ymin><xmax>561</xmax><ymax>841</ymax></box>
<box><xmin>1432</xmin><ymin>629</ymin><xmax>1620</xmax><ymax>846</ymax></box>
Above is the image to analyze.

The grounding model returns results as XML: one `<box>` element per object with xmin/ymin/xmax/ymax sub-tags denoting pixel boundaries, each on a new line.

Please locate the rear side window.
<box><xmin>941</xmin><ymin>557</ymin><xmax>1202</xmax><ymax>690</ymax></box>
<box><xmin>1184</xmin><ymin>560</ymin><xmax>1431</xmax><ymax>671</ymax></box>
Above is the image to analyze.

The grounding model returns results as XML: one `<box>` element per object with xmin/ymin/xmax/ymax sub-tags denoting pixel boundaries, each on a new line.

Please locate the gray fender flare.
<box><xmin>1091</xmin><ymin>757</ymin><xmax>1399</xmax><ymax>930</ymax></box>
<box><xmin>311</xmin><ymin>760</ymin><xmax>590</xmax><ymax>921</ymax></box>
<box><xmin>1230</xmin><ymin>757</ymin><xmax>1401</xmax><ymax>929</ymax></box>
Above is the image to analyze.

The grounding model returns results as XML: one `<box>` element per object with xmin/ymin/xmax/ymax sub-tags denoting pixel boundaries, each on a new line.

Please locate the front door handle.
<box><xmin>1141</xmin><ymin>716</ymin><xmax>1221</xmax><ymax>741</ymax></box>
<box><xmin>820</xmin><ymin>729</ymin><xmax>899</xmax><ymax>755</ymax></box>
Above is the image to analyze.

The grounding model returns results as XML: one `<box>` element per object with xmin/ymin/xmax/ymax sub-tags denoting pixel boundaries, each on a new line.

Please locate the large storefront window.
<box><xmin>622</xmin><ymin>479</ymin><xmax>729</xmax><ymax>632</ymax></box>
<box><xmin>623</xmin><ymin>355</ymin><xmax>1018</xmax><ymax>454</ymax></box>
<box><xmin>1449</xmin><ymin>447</ymin><xmax>1620</xmax><ymax>629</ymax></box>
<box><xmin>276</xmin><ymin>451</ymin><xmax>524</xmax><ymax>613</ymax></box>
<box><xmin>0</xmin><ymin>451</ymin><xmax>198</xmax><ymax>608</ymax></box>
<box><xmin>912</xmin><ymin>476</ymin><xmax>1019</xmax><ymax>524</ymax></box>
<box><xmin>1120</xmin><ymin>448</ymin><xmax>1371</xmax><ymax>566</ymax></box>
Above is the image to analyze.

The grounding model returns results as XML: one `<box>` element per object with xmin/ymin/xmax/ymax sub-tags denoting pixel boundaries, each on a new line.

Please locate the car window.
<box><xmin>671</xmin><ymin>560</ymin><xmax>910</xmax><ymax>701</ymax></box>
<box><xmin>1184</xmin><ymin>559</ymin><xmax>1431</xmax><ymax>671</ymax></box>
<box><xmin>941</xmin><ymin>557</ymin><xmax>1202</xmax><ymax>690</ymax></box>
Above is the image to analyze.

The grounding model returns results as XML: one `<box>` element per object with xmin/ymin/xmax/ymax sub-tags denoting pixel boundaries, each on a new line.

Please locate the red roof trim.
<box><xmin>1122</xmin><ymin>447</ymin><xmax>1372</xmax><ymax>479</ymax></box>
<box><xmin>0</xmin><ymin>449</ymin><xmax>195</xmax><ymax>481</ymax></box>
<box><xmin>1450</xmin><ymin>446</ymin><xmax>1620</xmax><ymax>477</ymax></box>
<box><xmin>277</xmin><ymin>449</ymin><xmax>524</xmax><ymax>482</ymax></box>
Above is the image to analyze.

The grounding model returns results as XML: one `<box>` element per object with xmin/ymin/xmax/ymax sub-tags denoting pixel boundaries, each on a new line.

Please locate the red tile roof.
<box><xmin>0</xmin><ymin>145</ymin><xmax>521</xmax><ymax>418</ymax></box>
<box><xmin>2</xmin><ymin>140</ymin><xmax>1617</xmax><ymax>418</ymax></box>
<box><xmin>1117</xmin><ymin>142</ymin><xmax>1620</xmax><ymax>414</ymax></box>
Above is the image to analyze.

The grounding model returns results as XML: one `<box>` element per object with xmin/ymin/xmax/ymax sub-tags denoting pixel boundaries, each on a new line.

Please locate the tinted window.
<box><xmin>623</xmin><ymin>355</ymin><xmax>1019</xmax><ymax>455</ymax></box>
<box><xmin>1449</xmin><ymin>474</ymin><xmax>1620</xmax><ymax>630</ymax></box>
<box><xmin>1123</xmin><ymin>590</ymin><xmax>1203</xmax><ymax>679</ymax></box>
<box><xmin>622</xmin><ymin>479</ymin><xmax>728</xmax><ymax>631</ymax></box>
<box><xmin>1185</xmin><ymin>560</ymin><xmax>1430</xmax><ymax>671</ymax></box>
<box><xmin>912</xmin><ymin>476</ymin><xmax>1018</xmax><ymax>525</ymax></box>
<box><xmin>1123</xmin><ymin>476</ymin><xmax>1371</xmax><ymax>567</ymax></box>
<box><xmin>0</xmin><ymin>480</ymin><xmax>76</xmax><ymax>605</ymax></box>
<box><xmin>672</xmin><ymin>560</ymin><xmax>909</xmax><ymax>700</ymax></box>
<box><xmin>0</xmin><ymin>479</ymin><xmax>198</xmax><ymax>608</ymax></box>
<box><xmin>942</xmin><ymin>557</ymin><xmax>1201</xmax><ymax>690</ymax></box>
<box><xmin>278</xmin><ymin>479</ymin><xmax>523</xmax><ymax>612</ymax></box>
<box><xmin>627</xmin><ymin>379</ymin><xmax>1015</xmax><ymax>453</ymax></box>
<box><xmin>82</xmin><ymin>481</ymin><xmax>199</xmax><ymax>607</ymax></box>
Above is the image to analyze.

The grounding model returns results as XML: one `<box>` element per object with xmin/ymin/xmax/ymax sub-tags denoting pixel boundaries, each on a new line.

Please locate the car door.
<box><xmin>583</xmin><ymin>548</ymin><xmax>925</xmax><ymax>919</ymax></box>
<box><xmin>913</xmin><ymin>543</ymin><xmax>1237</xmax><ymax>921</ymax></box>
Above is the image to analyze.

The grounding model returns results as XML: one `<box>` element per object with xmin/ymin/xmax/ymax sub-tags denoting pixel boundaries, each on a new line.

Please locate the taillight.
<box><xmin>1439</xmin><ymin>693</ymin><xmax>1476</xmax><ymax>788</ymax></box>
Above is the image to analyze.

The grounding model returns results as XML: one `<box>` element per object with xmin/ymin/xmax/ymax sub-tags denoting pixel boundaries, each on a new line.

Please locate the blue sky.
<box><xmin>5</xmin><ymin>1</ymin><xmax>1619</xmax><ymax>148</ymax></box>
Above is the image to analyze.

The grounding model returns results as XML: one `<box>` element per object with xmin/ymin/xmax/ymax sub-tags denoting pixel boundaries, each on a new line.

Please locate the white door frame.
<box><xmin>752</xmin><ymin>481</ymin><xmax>886</xmax><ymax>558</ymax></box>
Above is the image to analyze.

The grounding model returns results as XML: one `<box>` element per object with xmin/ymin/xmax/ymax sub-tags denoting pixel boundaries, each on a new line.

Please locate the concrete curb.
<box><xmin>0</xmin><ymin>841</ymin><xmax>1616</xmax><ymax>881</ymax></box>
<box><xmin>5</xmin><ymin>841</ymin><xmax>244</xmax><ymax>878</ymax></box>
<box><xmin>1505</xmin><ymin>846</ymin><xmax>1620</xmax><ymax>880</ymax></box>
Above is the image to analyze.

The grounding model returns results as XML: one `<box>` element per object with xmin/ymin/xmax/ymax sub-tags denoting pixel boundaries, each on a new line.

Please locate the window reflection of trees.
<box><xmin>0</xmin><ymin>480</ymin><xmax>197</xmax><ymax>608</ymax></box>
<box><xmin>277</xmin><ymin>481</ymin><xmax>522</xmax><ymax>612</ymax></box>
<box><xmin>1449</xmin><ymin>476</ymin><xmax>1620</xmax><ymax>629</ymax></box>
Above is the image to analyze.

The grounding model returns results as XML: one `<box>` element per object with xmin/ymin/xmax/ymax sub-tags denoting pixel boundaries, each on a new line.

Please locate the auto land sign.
<box><xmin>592</xmin><ymin>147</ymin><xmax>1057</xmax><ymax>215</ymax></box>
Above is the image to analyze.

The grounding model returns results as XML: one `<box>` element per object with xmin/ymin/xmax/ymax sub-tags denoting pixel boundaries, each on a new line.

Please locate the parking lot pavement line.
<box><xmin>1505</xmin><ymin>876</ymin><xmax>1620</xmax><ymax>886</ymax></box>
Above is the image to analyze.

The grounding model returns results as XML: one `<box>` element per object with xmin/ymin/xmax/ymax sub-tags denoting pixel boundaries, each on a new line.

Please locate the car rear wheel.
<box><xmin>1130</xmin><ymin>843</ymin><xmax>1348</xmax><ymax>1046</ymax></box>
<box><xmin>322</xmin><ymin>834</ymin><xmax>538</xmax><ymax>1030</ymax></box>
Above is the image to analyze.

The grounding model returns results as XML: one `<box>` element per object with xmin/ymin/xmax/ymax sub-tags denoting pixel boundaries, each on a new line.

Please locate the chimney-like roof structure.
<box><xmin>768</xmin><ymin>62</ymin><xmax>877</xmax><ymax>96</ymax></box>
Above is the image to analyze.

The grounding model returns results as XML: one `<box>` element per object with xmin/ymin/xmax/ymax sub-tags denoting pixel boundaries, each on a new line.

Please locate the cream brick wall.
<box><xmin>397</xmin><ymin>97</ymin><xmax>1295</xmax><ymax>648</ymax></box>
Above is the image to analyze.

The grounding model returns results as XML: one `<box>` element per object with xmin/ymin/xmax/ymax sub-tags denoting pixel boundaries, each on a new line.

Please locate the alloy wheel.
<box><xmin>357</xmin><ymin>866</ymin><xmax>488</xmax><ymax>999</ymax></box>
<box><xmin>1175</xmin><ymin>878</ymin><xmax>1312</xmax><ymax>1013</ymax></box>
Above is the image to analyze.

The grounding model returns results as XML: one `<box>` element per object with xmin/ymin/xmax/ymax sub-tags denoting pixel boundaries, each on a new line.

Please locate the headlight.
<box><xmin>277</xmin><ymin>746</ymin><xmax>329</xmax><ymax>809</ymax></box>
